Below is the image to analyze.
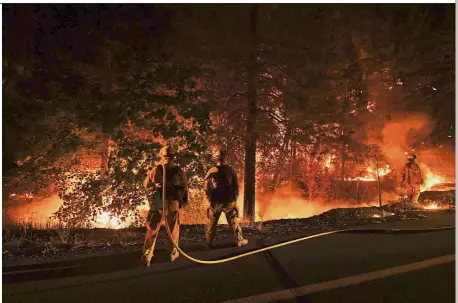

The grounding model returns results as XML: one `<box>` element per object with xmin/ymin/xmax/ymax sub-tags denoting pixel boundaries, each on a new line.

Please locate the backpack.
<box><xmin>207</xmin><ymin>165</ymin><xmax>236</xmax><ymax>202</ymax></box>
<box><xmin>155</xmin><ymin>164</ymin><xmax>185</xmax><ymax>202</ymax></box>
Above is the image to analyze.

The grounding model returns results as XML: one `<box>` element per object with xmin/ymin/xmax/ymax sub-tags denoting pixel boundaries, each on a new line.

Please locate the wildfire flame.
<box><xmin>94</xmin><ymin>212</ymin><xmax>126</xmax><ymax>229</ymax></box>
<box><xmin>347</xmin><ymin>165</ymin><xmax>392</xmax><ymax>182</ymax></box>
<box><xmin>423</xmin><ymin>203</ymin><xmax>440</xmax><ymax>210</ymax></box>
<box><xmin>6</xmin><ymin>157</ymin><xmax>452</xmax><ymax>229</ymax></box>
<box><xmin>324</xmin><ymin>155</ymin><xmax>335</xmax><ymax>169</ymax></box>
<box><xmin>238</xmin><ymin>185</ymin><xmax>380</xmax><ymax>223</ymax></box>
<box><xmin>94</xmin><ymin>204</ymin><xmax>149</xmax><ymax>229</ymax></box>
<box><xmin>421</xmin><ymin>171</ymin><xmax>446</xmax><ymax>192</ymax></box>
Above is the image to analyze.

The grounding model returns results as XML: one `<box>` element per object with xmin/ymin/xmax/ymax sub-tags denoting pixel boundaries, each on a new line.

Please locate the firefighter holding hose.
<box><xmin>401</xmin><ymin>153</ymin><xmax>424</xmax><ymax>205</ymax></box>
<box><xmin>204</xmin><ymin>148</ymin><xmax>248</xmax><ymax>248</ymax></box>
<box><xmin>142</xmin><ymin>146</ymin><xmax>188</xmax><ymax>267</ymax></box>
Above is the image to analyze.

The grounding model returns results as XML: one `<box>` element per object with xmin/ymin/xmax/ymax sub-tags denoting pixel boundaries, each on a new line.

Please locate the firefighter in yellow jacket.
<box><xmin>401</xmin><ymin>153</ymin><xmax>424</xmax><ymax>204</ymax></box>
<box><xmin>204</xmin><ymin>148</ymin><xmax>248</xmax><ymax>248</ymax></box>
<box><xmin>142</xmin><ymin>146</ymin><xmax>188</xmax><ymax>267</ymax></box>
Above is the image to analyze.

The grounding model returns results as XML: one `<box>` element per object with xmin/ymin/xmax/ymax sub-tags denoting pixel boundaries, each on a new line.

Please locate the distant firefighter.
<box><xmin>142</xmin><ymin>146</ymin><xmax>188</xmax><ymax>267</ymax></box>
<box><xmin>204</xmin><ymin>148</ymin><xmax>248</xmax><ymax>248</ymax></box>
<box><xmin>401</xmin><ymin>153</ymin><xmax>424</xmax><ymax>204</ymax></box>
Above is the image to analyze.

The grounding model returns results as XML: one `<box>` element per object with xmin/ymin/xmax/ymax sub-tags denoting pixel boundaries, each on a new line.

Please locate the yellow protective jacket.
<box><xmin>144</xmin><ymin>164</ymin><xmax>188</xmax><ymax>207</ymax></box>
<box><xmin>401</xmin><ymin>162</ymin><xmax>423</xmax><ymax>186</ymax></box>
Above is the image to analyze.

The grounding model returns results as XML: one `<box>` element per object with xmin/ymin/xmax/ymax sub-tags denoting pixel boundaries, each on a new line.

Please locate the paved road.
<box><xmin>3</xmin><ymin>214</ymin><xmax>455</xmax><ymax>303</ymax></box>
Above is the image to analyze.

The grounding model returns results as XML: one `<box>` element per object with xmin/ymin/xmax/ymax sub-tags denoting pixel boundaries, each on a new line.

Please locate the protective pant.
<box><xmin>407</xmin><ymin>185</ymin><xmax>421</xmax><ymax>204</ymax></box>
<box><xmin>143</xmin><ymin>200</ymin><xmax>180</xmax><ymax>262</ymax></box>
<box><xmin>206</xmin><ymin>201</ymin><xmax>244</xmax><ymax>245</ymax></box>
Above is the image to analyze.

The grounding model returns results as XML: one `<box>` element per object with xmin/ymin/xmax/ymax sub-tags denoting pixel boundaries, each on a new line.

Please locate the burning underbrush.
<box><xmin>5</xmin><ymin>113</ymin><xmax>454</xmax><ymax>230</ymax></box>
<box><xmin>3</xmin><ymin>174</ymin><xmax>454</xmax><ymax>262</ymax></box>
<box><xmin>255</xmin><ymin>185</ymin><xmax>379</xmax><ymax>222</ymax></box>
<box><xmin>4</xmin><ymin>165</ymin><xmax>455</xmax><ymax>231</ymax></box>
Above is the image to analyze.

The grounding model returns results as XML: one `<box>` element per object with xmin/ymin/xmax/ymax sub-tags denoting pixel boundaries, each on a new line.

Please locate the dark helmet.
<box><xmin>159</xmin><ymin>146</ymin><xmax>176</xmax><ymax>158</ymax></box>
<box><xmin>212</xmin><ymin>148</ymin><xmax>227</xmax><ymax>162</ymax></box>
<box><xmin>407</xmin><ymin>153</ymin><xmax>417</xmax><ymax>161</ymax></box>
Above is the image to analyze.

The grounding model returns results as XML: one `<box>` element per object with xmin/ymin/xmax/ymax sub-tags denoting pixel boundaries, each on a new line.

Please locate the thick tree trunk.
<box><xmin>290</xmin><ymin>136</ymin><xmax>296</xmax><ymax>192</ymax></box>
<box><xmin>243</xmin><ymin>4</ymin><xmax>259</xmax><ymax>222</ymax></box>
<box><xmin>340</xmin><ymin>132</ymin><xmax>346</xmax><ymax>197</ymax></box>
<box><xmin>356</xmin><ymin>159</ymin><xmax>360</xmax><ymax>202</ymax></box>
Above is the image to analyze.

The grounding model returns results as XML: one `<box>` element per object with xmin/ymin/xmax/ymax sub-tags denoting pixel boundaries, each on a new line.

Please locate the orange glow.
<box><xmin>423</xmin><ymin>203</ymin><xmax>440</xmax><ymax>210</ymax></box>
<box><xmin>347</xmin><ymin>165</ymin><xmax>391</xmax><ymax>182</ymax></box>
<box><xmin>7</xmin><ymin>194</ymin><xmax>63</xmax><ymax>225</ymax></box>
<box><xmin>421</xmin><ymin>169</ymin><xmax>446</xmax><ymax>192</ymax></box>
<box><xmin>257</xmin><ymin>197</ymin><xmax>378</xmax><ymax>222</ymax></box>
<box><xmin>93</xmin><ymin>203</ymin><xmax>149</xmax><ymax>229</ymax></box>
<box><xmin>94</xmin><ymin>212</ymin><xmax>126</xmax><ymax>229</ymax></box>
<box><xmin>233</xmin><ymin>185</ymin><xmax>379</xmax><ymax>223</ymax></box>
<box><xmin>324</xmin><ymin>155</ymin><xmax>335</xmax><ymax>169</ymax></box>
<box><xmin>7</xmin><ymin>192</ymin><xmax>149</xmax><ymax>229</ymax></box>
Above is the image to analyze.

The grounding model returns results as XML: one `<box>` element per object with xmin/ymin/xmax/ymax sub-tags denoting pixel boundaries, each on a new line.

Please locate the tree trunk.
<box><xmin>355</xmin><ymin>158</ymin><xmax>360</xmax><ymax>202</ymax></box>
<box><xmin>290</xmin><ymin>135</ymin><xmax>296</xmax><ymax>192</ymax></box>
<box><xmin>100</xmin><ymin>130</ymin><xmax>110</xmax><ymax>172</ymax></box>
<box><xmin>376</xmin><ymin>157</ymin><xmax>382</xmax><ymax>207</ymax></box>
<box><xmin>243</xmin><ymin>4</ymin><xmax>259</xmax><ymax>222</ymax></box>
<box><xmin>340</xmin><ymin>132</ymin><xmax>346</xmax><ymax>198</ymax></box>
<box><xmin>356</xmin><ymin>178</ymin><xmax>360</xmax><ymax>203</ymax></box>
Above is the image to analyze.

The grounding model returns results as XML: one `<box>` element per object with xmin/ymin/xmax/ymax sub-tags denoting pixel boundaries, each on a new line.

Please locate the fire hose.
<box><xmin>160</xmin><ymin>164</ymin><xmax>454</xmax><ymax>265</ymax></box>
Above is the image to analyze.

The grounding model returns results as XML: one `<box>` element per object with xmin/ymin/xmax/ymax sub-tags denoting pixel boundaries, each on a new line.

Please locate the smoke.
<box><xmin>6</xmin><ymin>195</ymin><xmax>63</xmax><ymax>225</ymax></box>
<box><xmin>366</xmin><ymin>113</ymin><xmax>430</xmax><ymax>167</ymax></box>
<box><xmin>365</xmin><ymin>113</ymin><xmax>455</xmax><ymax>180</ymax></box>
<box><xmin>417</xmin><ymin>148</ymin><xmax>455</xmax><ymax>181</ymax></box>
<box><xmin>225</xmin><ymin>184</ymin><xmax>378</xmax><ymax>224</ymax></box>
<box><xmin>234</xmin><ymin>112</ymin><xmax>455</xmax><ymax>223</ymax></box>
<box><xmin>256</xmin><ymin>185</ymin><xmax>378</xmax><ymax>221</ymax></box>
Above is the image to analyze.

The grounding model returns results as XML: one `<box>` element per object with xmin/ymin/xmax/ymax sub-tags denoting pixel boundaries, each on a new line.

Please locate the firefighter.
<box><xmin>142</xmin><ymin>146</ymin><xmax>188</xmax><ymax>267</ymax></box>
<box><xmin>401</xmin><ymin>153</ymin><xmax>424</xmax><ymax>205</ymax></box>
<box><xmin>204</xmin><ymin>148</ymin><xmax>248</xmax><ymax>248</ymax></box>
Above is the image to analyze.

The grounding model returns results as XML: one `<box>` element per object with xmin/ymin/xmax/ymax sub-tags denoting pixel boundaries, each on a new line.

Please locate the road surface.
<box><xmin>3</xmin><ymin>212</ymin><xmax>455</xmax><ymax>303</ymax></box>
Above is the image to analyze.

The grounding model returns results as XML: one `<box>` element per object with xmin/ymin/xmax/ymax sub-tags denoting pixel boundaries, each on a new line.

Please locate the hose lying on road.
<box><xmin>160</xmin><ymin>164</ymin><xmax>454</xmax><ymax>265</ymax></box>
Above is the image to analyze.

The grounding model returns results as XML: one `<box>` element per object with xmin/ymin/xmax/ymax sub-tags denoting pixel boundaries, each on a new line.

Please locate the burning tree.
<box><xmin>2</xmin><ymin>4</ymin><xmax>454</xmax><ymax>227</ymax></box>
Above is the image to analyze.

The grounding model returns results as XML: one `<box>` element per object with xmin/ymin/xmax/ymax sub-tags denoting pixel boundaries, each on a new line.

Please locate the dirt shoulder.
<box><xmin>2</xmin><ymin>207</ymin><xmax>454</xmax><ymax>267</ymax></box>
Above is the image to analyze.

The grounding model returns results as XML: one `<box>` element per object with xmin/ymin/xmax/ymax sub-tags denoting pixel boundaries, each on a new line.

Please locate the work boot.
<box><xmin>236</xmin><ymin>238</ymin><xmax>249</xmax><ymax>247</ymax></box>
<box><xmin>141</xmin><ymin>255</ymin><xmax>152</xmax><ymax>267</ymax></box>
<box><xmin>170</xmin><ymin>248</ymin><xmax>180</xmax><ymax>262</ymax></box>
